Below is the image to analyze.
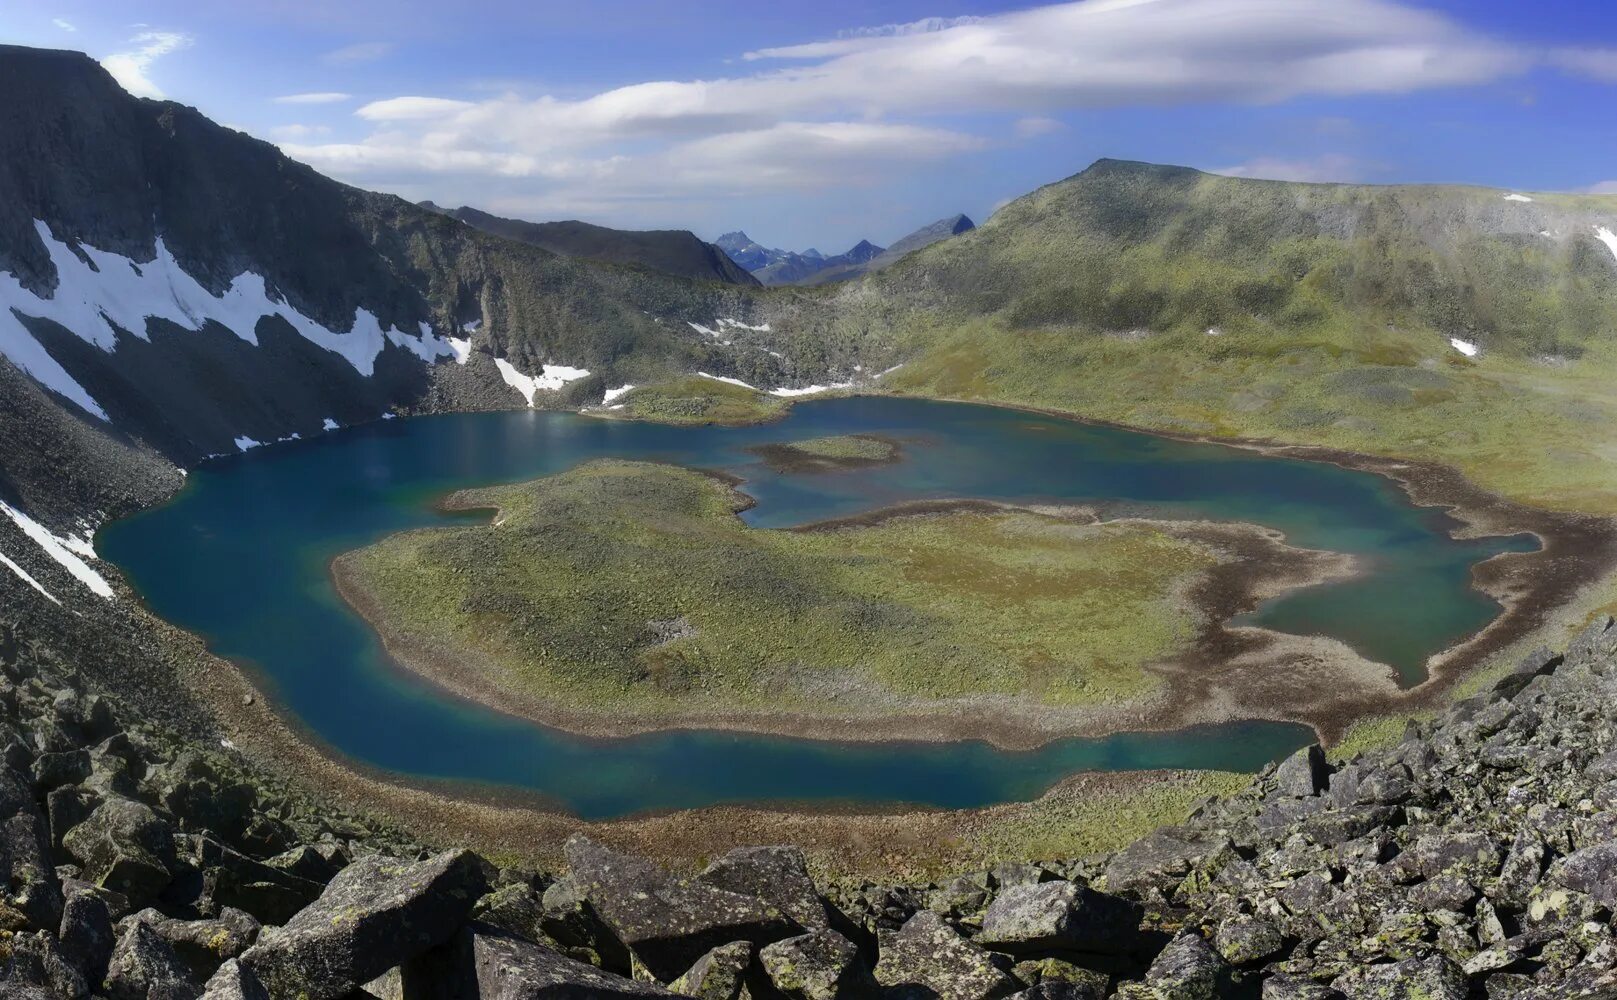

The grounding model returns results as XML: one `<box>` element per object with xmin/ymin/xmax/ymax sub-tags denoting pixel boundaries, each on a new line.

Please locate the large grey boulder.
<box><xmin>122</xmin><ymin>906</ymin><xmax>259</xmax><ymax>981</ymax></box>
<box><xmin>104</xmin><ymin>921</ymin><xmax>201</xmax><ymax>1000</ymax></box>
<box><xmin>7</xmin><ymin>931</ymin><xmax>90</xmax><ymax>999</ymax></box>
<box><xmin>670</xmin><ymin>940</ymin><xmax>755</xmax><ymax>999</ymax></box>
<box><xmin>873</xmin><ymin>911</ymin><xmax>1019</xmax><ymax>1000</ymax></box>
<box><xmin>59</xmin><ymin>887</ymin><xmax>115</xmax><ymax>984</ymax></box>
<box><xmin>1274</xmin><ymin>745</ymin><xmax>1329</xmax><ymax>797</ymax></box>
<box><xmin>976</xmin><ymin>881</ymin><xmax>1143</xmax><ymax>956</ymax></box>
<box><xmin>239</xmin><ymin>848</ymin><xmax>487</xmax><ymax>1000</ymax></box>
<box><xmin>60</xmin><ymin>797</ymin><xmax>174</xmax><ymax>905</ymax></box>
<box><xmin>1331</xmin><ymin>955</ymin><xmax>1467</xmax><ymax>1000</ymax></box>
<box><xmin>1101</xmin><ymin>829</ymin><xmax>1227</xmax><ymax>896</ymax></box>
<box><xmin>698</xmin><ymin>846</ymin><xmax>832</xmax><ymax>933</ymax></box>
<box><xmin>198</xmin><ymin>961</ymin><xmax>269</xmax><ymax>1000</ymax></box>
<box><xmin>445</xmin><ymin>923</ymin><xmax>677</xmax><ymax>997</ymax></box>
<box><xmin>1143</xmin><ymin>932</ymin><xmax>1225</xmax><ymax>1000</ymax></box>
<box><xmin>1549</xmin><ymin>841</ymin><xmax>1617</xmax><ymax>909</ymax></box>
<box><xmin>759</xmin><ymin>928</ymin><xmax>878</xmax><ymax>1000</ymax></box>
<box><xmin>564</xmin><ymin>835</ymin><xmax>799</xmax><ymax>982</ymax></box>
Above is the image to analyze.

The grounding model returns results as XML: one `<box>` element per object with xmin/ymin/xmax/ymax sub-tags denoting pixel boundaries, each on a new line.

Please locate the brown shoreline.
<box><xmin>329</xmin><ymin>497</ymin><xmax>1363</xmax><ymax>752</ymax></box>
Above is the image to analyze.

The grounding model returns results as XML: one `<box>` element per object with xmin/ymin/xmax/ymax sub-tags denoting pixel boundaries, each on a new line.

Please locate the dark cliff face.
<box><xmin>428</xmin><ymin>206</ymin><xmax>761</xmax><ymax>287</ymax></box>
<box><xmin>0</xmin><ymin>44</ymin><xmax>787</xmax><ymax>479</ymax></box>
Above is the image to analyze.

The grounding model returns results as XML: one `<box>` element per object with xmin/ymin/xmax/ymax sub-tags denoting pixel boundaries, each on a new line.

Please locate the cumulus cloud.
<box><xmin>52</xmin><ymin>18</ymin><xmax>76</xmax><ymax>32</ymax></box>
<box><xmin>1213</xmin><ymin>154</ymin><xmax>1365</xmax><ymax>183</ymax></box>
<box><xmin>102</xmin><ymin>31</ymin><xmax>192</xmax><ymax>99</ymax></box>
<box><xmin>273</xmin><ymin>92</ymin><xmax>352</xmax><ymax>105</ymax></box>
<box><xmin>281</xmin><ymin>0</ymin><xmax>1524</xmax><ymax>214</ymax></box>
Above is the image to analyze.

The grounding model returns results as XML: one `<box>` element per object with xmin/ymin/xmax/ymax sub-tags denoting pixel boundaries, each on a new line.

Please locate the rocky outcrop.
<box><xmin>0</xmin><ymin>593</ymin><xmax>1615</xmax><ymax>997</ymax></box>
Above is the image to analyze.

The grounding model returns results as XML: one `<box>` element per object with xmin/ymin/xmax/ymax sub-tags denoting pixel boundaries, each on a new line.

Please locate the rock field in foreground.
<box><xmin>0</xmin><ymin>618</ymin><xmax>1614</xmax><ymax>998</ymax></box>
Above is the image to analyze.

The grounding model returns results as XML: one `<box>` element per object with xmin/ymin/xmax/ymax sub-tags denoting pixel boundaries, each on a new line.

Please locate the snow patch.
<box><xmin>446</xmin><ymin>337</ymin><xmax>473</xmax><ymax>365</ymax></box>
<box><xmin>1503</xmin><ymin>193</ymin><xmax>1533</xmax><ymax>203</ymax></box>
<box><xmin>601</xmin><ymin>384</ymin><xmax>636</xmax><ymax>404</ymax></box>
<box><xmin>462</xmin><ymin>318</ymin><xmax>482</xmax><ymax>333</ymax></box>
<box><xmin>495</xmin><ymin>359</ymin><xmax>591</xmax><ymax>406</ymax></box>
<box><xmin>0</xmin><ymin>220</ymin><xmax>461</xmax><ymax>418</ymax></box>
<box><xmin>0</xmin><ymin>501</ymin><xmax>113</xmax><ymax>599</ymax></box>
<box><xmin>696</xmin><ymin>372</ymin><xmax>759</xmax><ymax>390</ymax></box>
<box><xmin>1594</xmin><ymin>226</ymin><xmax>1617</xmax><ymax>263</ymax></box>
<box><xmin>1449</xmin><ymin>337</ymin><xmax>1480</xmax><ymax>358</ymax></box>
<box><xmin>234</xmin><ymin>436</ymin><xmax>262</xmax><ymax>451</ymax></box>
<box><xmin>322</xmin><ymin>418</ymin><xmax>339</xmax><ymax>431</ymax></box>
<box><xmin>0</xmin><ymin>550</ymin><xmax>57</xmax><ymax>604</ymax></box>
<box><xmin>876</xmin><ymin>364</ymin><xmax>905</xmax><ymax>378</ymax></box>
<box><xmin>768</xmin><ymin>381</ymin><xmax>855</xmax><ymax>398</ymax></box>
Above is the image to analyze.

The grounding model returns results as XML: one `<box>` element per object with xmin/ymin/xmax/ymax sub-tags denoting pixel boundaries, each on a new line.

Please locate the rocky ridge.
<box><xmin>0</xmin><ymin>605</ymin><xmax>1613</xmax><ymax>996</ymax></box>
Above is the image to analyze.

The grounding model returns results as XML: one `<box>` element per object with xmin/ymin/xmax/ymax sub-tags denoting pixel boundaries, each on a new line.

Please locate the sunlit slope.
<box><xmin>852</xmin><ymin>160</ymin><xmax>1617</xmax><ymax>511</ymax></box>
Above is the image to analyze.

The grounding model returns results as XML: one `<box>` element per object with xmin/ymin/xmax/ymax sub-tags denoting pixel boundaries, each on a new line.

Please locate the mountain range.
<box><xmin>715</xmin><ymin>214</ymin><xmax>975</xmax><ymax>286</ymax></box>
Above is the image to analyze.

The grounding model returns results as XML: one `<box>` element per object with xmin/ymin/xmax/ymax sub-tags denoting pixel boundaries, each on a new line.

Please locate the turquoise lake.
<box><xmin>98</xmin><ymin>396</ymin><xmax>1533</xmax><ymax>819</ymax></box>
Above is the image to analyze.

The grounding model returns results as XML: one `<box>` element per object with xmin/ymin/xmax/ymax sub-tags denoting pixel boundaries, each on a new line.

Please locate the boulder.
<box><xmin>759</xmin><ymin>928</ymin><xmax>878</xmax><ymax>1000</ymax></box>
<box><xmin>198</xmin><ymin>961</ymin><xmax>269</xmax><ymax>1000</ymax></box>
<box><xmin>671</xmin><ymin>940</ymin><xmax>755</xmax><ymax>999</ymax></box>
<box><xmin>0</xmin><ymin>805</ymin><xmax>63</xmax><ymax>931</ymax></box>
<box><xmin>1550</xmin><ymin>841</ymin><xmax>1617</xmax><ymax>909</ymax></box>
<box><xmin>698</xmin><ymin>846</ymin><xmax>832</xmax><ymax>933</ymax></box>
<box><xmin>59</xmin><ymin>887</ymin><xmax>115</xmax><ymax>984</ymax></box>
<box><xmin>123</xmin><ymin>906</ymin><xmax>260</xmax><ymax>980</ymax></box>
<box><xmin>239</xmin><ymin>849</ymin><xmax>487</xmax><ymax>1000</ymax></box>
<box><xmin>564</xmin><ymin>835</ymin><xmax>799</xmax><ymax>982</ymax></box>
<box><xmin>1331</xmin><ymin>955</ymin><xmax>1467</xmax><ymax>1000</ymax></box>
<box><xmin>1102</xmin><ymin>829</ymin><xmax>1227</xmax><ymax>896</ymax></box>
<box><xmin>1143</xmin><ymin>932</ymin><xmax>1225</xmax><ymax>1000</ymax></box>
<box><xmin>1213</xmin><ymin>915</ymin><xmax>1283</xmax><ymax>966</ymax></box>
<box><xmin>1274</xmin><ymin>745</ymin><xmax>1329</xmax><ymax>797</ymax></box>
<box><xmin>444</xmin><ymin>923</ymin><xmax>676</xmax><ymax>997</ymax></box>
<box><xmin>7</xmin><ymin>930</ymin><xmax>90</xmax><ymax>999</ymax></box>
<box><xmin>873</xmin><ymin>911</ymin><xmax>1019</xmax><ymax>1000</ymax></box>
<box><xmin>104</xmin><ymin>921</ymin><xmax>202</xmax><ymax>1000</ymax></box>
<box><xmin>976</xmin><ymin>881</ymin><xmax>1143</xmax><ymax>956</ymax></box>
<box><xmin>61</xmin><ymin>797</ymin><xmax>175</xmax><ymax>905</ymax></box>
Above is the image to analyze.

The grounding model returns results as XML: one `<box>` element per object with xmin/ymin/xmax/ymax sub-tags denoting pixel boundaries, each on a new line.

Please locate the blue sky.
<box><xmin>7</xmin><ymin>0</ymin><xmax>1617</xmax><ymax>252</ymax></box>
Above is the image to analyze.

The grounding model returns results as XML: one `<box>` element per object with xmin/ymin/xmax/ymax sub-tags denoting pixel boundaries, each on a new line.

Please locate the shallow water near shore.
<box><xmin>99</xmin><ymin>396</ymin><xmax>1531</xmax><ymax>819</ymax></box>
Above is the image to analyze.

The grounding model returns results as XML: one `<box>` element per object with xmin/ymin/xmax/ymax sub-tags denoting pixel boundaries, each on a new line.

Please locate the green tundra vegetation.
<box><xmin>608</xmin><ymin>377</ymin><xmax>787</xmax><ymax>426</ymax></box>
<box><xmin>610</xmin><ymin>161</ymin><xmax>1617</xmax><ymax>515</ymax></box>
<box><xmin>774</xmin><ymin>434</ymin><xmax>896</xmax><ymax>462</ymax></box>
<box><xmin>342</xmin><ymin>460</ymin><xmax>1223</xmax><ymax>726</ymax></box>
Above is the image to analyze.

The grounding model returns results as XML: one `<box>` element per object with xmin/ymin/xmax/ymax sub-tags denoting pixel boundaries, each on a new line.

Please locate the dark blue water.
<box><xmin>98</xmin><ymin>397</ymin><xmax>1531</xmax><ymax>819</ymax></box>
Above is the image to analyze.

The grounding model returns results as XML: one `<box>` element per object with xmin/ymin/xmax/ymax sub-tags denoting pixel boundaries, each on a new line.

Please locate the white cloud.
<box><xmin>101</xmin><ymin>31</ymin><xmax>192</xmax><ymax>99</ymax></box>
<box><xmin>1588</xmin><ymin>180</ymin><xmax>1617</xmax><ymax>195</ymax></box>
<box><xmin>1014</xmin><ymin>116</ymin><xmax>1065</xmax><ymax>139</ymax></box>
<box><xmin>52</xmin><ymin>18</ymin><xmax>76</xmax><ymax>32</ymax></box>
<box><xmin>268</xmin><ymin>123</ymin><xmax>332</xmax><ymax>141</ymax></box>
<box><xmin>1213</xmin><ymin>154</ymin><xmax>1364</xmax><ymax>183</ymax></box>
<box><xmin>273</xmin><ymin>92</ymin><xmax>352</xmax><ymax>105</ymax></box>
<box><xmin>1550</xmin><ymin>47</ymin><xmax>1617</xmax><ymax>82</ymax></box>
<box><xmin>323</xmin><ymin>41</ymin><xmax>391</xmax><ymax>65</ymax></box>
<box><xmin>281</xmin><ymin>0</ymin><xmax>1522</xmax><ymax>214</ymax></box>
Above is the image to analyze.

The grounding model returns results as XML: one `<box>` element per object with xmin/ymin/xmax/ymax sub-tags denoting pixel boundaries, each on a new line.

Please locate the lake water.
<box><xmin>99</xmin><ymin>397</ymin><xmax>1531</xmax><ymax>819</ymax></box>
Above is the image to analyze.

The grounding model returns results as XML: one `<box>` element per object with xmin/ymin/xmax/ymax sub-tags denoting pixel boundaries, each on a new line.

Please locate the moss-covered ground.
<box><xmin>610</xmin><ymin>377</ymin><xmax>786</xmax><ymax>426</ymax></box>
<box><xmin>342</xmin><ymin>460</ymin><xmax>1222</xmax><ymax>727</ymax></box>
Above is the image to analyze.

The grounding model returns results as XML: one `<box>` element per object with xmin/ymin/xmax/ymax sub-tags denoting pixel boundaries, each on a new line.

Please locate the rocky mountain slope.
<box><xmin>717</xmin><ymin>215</ymin><xmax>976</xmax><ymax>287</ymax></box>
<box><xmin>0</xmin><ymin>594</ymin><xmax>1611</xmax><ymax>997</ymax></box>
<box><xmin>796</xmin><ymin>214</ymin><xmax>977</xmax><ymax>286</ymax></box>
<box><xmin>419</xmin><ymin>203</ymin><xmax>759</xmax><ymax>286</ymax></box>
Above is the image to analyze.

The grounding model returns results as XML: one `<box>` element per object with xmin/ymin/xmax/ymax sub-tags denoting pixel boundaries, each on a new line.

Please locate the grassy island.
<box><xmin>337</xmin><ymin>460</ymin><xmax>1231</xmax><ymax>736</ymax></box>
<box><xmin>749</xmin><ymin>434</ymin><xmax>901</xmax><ymax>472</ymax></box>
<box><xmin>608</xmin><ymin>377</ymin><xmax>786</xmax><ymax>426</ymax></box>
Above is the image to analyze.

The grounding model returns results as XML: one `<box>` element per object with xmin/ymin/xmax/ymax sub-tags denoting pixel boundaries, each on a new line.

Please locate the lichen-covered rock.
<box><xmin>58</xmin><ymin>887</ymin><xmax>115</xmax><ymax>984</ymax></box>
<box><xmin>671</xmin><ymin>940</ymin><xmax>755</xmax><ymax>999</ymax></box>
<box><xmin>1548</xmin><ymin>841</ymin><xmax>1617</xmax><ymax>909</ymax></box>
<box><xmin>1102</xmin><ymin>829</ymin><xmax>1226</xmax><ymax>896</ymax></box>
<box><xmin>104</xmin><ymin>921</ymin><xmax>201</xmax><ymax>1000</ymax></box>
<box><xmin>446</xmin><ymin>923</ymin><xmax>677</xmax><ymax>998</ymax></box>
<box><xmin>564</xmin><ymin>835</ymin><xmax>799</xmax><ymax>982</ymax></box>
<box><xmin>873</xmin><ymin>911</ymin><xmax>1019</xmax><ymax>1000</ymax></box>
<box><xmin>197</xmin><ymin>960</ymin><xmax>269</xmax><ymax>1000</ymax></box>
<box><xmin>1213</xmin><ymin>915</ymin><xmax>1283</xmax><ymax>965</ymax></box>
<box><xmin>7</xmin><ymin>930</ymin><xmax>90</xmax><ymax>999</ymax></box>
<box><xmin>121</xmin><ymin>906</ymin><xmax>259</xmax><ymax>981</ymax></box>
<box><xmin>1144</xmin><ymin>932</ymin><xmax>1225</xmax><ymax>1000</ymax></box>
<box><xmin>698</xmin><ymin>846</ymin><xmax>832</xmax><ymax>933</ymax></box>
<box><xmin>1331</xmin><ymin>955</ymin><xmax>1467</xmax><ymax>1000</ymax></box>
<box><xmin>1275</xmin><ymin>745</ymin><xmax>1329</xmax><ymax>798</ymax></box>
<box><xmin>759</xmin><ymin>928</ymin><xmax>877</xmax><ymax>1000</ymax></box>
<box><xmin>976</xmin><ymin>880</ymin><xmax>1143</xmax><ymax>956</ymax></box>
<box><xmin>238</xmin><ymin>849</ymin><xmax>487</xmax><ymax>1000</ymax></box>
<box><xmin>60</xmin><ymin>797</ymin><xmax>174</xmax><ymax>905</ymax></box>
